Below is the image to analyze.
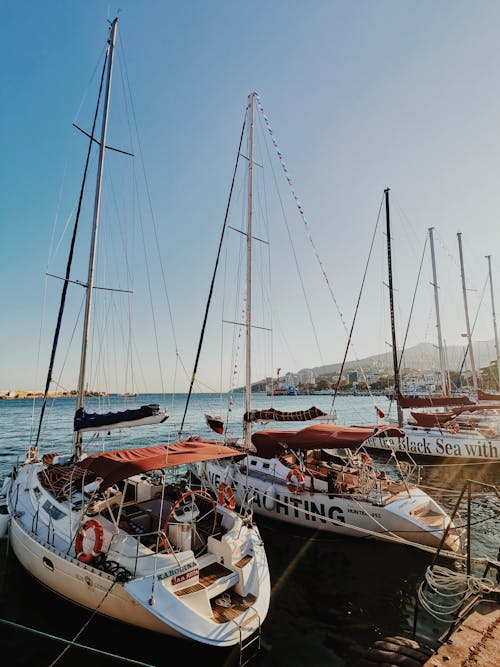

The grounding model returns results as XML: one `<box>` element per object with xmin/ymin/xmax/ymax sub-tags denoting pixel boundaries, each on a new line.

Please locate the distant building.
<box><xmin>298</xmin><ymin>369</ymin><xmax>315</xmax><ymax>385</ymax></box>
<box><xmin>348</xmin><ymin>370</ymin><xmax>358</xmax><ymax>385</ymax></box>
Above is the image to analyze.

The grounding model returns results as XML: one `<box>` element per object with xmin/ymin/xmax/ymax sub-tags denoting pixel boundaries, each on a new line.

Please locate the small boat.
<box><xmin>1</xmin><ymin>20</ymin><xmax>270</xmax><ymax>654</ymax></box>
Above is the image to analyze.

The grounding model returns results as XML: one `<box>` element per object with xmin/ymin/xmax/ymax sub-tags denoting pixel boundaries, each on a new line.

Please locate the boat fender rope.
<box><xmin>286</xmin><ymin>467</ymin><xmax>305</xmax><ymax>493</ymax></box>
<box><xmin>75</xmin><ymin>519</ymin><xmax>104</xmax><ymax>563</ymax></box>
<box><xmin>217</xmin><ymin>482</ymin><xmax>236</xmax><ymax>509</ymax></box>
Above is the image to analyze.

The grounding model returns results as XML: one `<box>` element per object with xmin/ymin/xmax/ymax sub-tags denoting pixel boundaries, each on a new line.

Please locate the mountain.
<box><xmin>302</xmin><ymin>340</ymin><xmax>497</xmax><ymax>378</ymax></box>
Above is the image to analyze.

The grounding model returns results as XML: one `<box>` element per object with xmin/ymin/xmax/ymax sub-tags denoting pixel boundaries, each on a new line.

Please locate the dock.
<box><xmin>423</xmin><ymin>599</ymin><xmax>500</xmax><ymax>667</ymax></box>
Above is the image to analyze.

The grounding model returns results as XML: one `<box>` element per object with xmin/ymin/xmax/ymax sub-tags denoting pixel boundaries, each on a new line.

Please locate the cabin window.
<box><xmin>250</xmin><ymin>460</ymin><xmax>258</xmax><ymax>467</ymax></box>
<box><xmin>263</xmin><ymin>463</ymin><xmax>270</xmax><ymax>470</ymax></box>
<box><xmin>42</xmin><ymin>500</ymin><xmax>66</xmax><ymax>521</ymax></box>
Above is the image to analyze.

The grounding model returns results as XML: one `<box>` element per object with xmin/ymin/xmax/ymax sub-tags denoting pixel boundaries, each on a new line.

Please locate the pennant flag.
<box><xmin>375</xmin><ymin>405</ymin><xmax>385</xmax><ymax>419</ymax></box>
<box><xmin>205</xmin><ymin>414</ymin><xmax>224</xmax><ymax>435</ymax></box>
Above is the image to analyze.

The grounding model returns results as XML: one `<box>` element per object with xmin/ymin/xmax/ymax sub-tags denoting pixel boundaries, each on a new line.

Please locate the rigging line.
<box><xmin>179</xmin><ymin>113</ymin><xmax>247</xmax><ymax>437</ymax></box>
<box><xmin>33</xmin><ymin>50</ymin><xmax>109</xmax><ymax>455</ymax></box>
<box><xmin>256</xmin><ymin>94</ymin><xmax>348</xmax><ymax>352</ymax></box>
<box><xmin>331</xmin><ymin>195</ymin><xmax>384</xmax><ymax>410</ymax></box>
<box><xmin>397</xmin><ymin>234</ymin><xmax>429</xmax><ymax>372</ymax></box>
<box><xmin>456</xmin><ymin>272</ymin><xmax>489</xmax><ymax>384</ymax></box>
<box><xmin>119</xmin><ymin>40</ymin><xmax>179</xmax><ymax>375</ymax></box>
<box><xmin>256</xmin><ymin>99</ymin><xmax>325</xmax><ymax>367</ymax></box>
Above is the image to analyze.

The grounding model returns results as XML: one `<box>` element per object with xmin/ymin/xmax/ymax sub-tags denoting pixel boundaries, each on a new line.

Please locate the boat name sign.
<box><xmin>157</xmin><ymin>561</ymin><xmax>198</xmax><ymax>582</ymax></box>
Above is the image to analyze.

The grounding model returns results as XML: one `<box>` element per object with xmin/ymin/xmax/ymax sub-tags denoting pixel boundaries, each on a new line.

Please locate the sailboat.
<box><xmin>360</xmin><ymin>201</ymin><xmax>500</xmax><ymax>463</ymax></box>
<box><xmin>0</xmin><ymin>20</ymin><xmax>270</xmax><ymax>653</ymax></box>
<box><xmin>183</xmin><ymin>96</ymin><xmax>463</xmax><ymax>554</ymax></box>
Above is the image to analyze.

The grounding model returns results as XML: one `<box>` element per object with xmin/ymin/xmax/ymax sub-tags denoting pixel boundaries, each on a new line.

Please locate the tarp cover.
<box><xmin>77</xmin><ymin>438</ymin><xmax>241</xmax><ymax>490</ymax></box>
<box><xmin>244</xmin><ymin>405</ymin><xmax>327</xmax><ymax>423</ymax></box>
<box><xmin>396</xmin><ymin>391</ymin><xmax>474</xmax><ymax>409</ymax></box>
<box><xmin>251</xmin><ymin>423</ymin><xmax>377</xmax><ymax>459</ymax></box>
<box><xmin>74</xmin><ymin>404</ymin><xmax>162</xmax><ymax>431</ymax></box>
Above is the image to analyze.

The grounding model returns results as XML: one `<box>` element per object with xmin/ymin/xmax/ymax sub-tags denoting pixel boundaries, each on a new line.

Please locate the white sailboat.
<box><xmin>184</xmin><ymin>96</ymin><xmax>463</xmax><ymax>555</ymax></box>
<box><xmin>363</xmin><ymin>221</ymin><xmax>500</xmax><ymax>463</ymax></box>
<box><xmin>0</xmin><ymin>20</ymin><xmax>270</xmax><ymax>654</ymax></box>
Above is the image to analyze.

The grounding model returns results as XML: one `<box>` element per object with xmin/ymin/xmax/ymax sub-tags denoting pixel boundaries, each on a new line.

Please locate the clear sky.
<box><xmin>2</xmin><ymin>0</ymin><xmax>500</xmax><ymax>394</ymax></box>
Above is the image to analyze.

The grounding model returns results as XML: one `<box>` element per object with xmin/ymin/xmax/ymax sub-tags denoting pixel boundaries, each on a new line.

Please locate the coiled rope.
<box><xmin>417</xmin><ymin>565</ymin><xmax>495</xmax><ymax>622</ymax></box>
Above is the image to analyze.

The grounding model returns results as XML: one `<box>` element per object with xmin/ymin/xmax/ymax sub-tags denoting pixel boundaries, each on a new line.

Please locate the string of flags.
<box><xmin>255</xmin><ymin>94</ymin><xmax>348</xmax><ymax>336</ymax></box>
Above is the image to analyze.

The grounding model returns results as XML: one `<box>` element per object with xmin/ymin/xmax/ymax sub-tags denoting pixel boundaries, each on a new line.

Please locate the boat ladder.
<box><xmin>236</xmin><ymin>607</ymin><xmax>261</xmax><ymax>666</ymax></box>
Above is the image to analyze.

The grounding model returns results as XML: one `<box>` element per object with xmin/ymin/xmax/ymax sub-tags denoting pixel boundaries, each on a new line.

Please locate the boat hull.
<box><xmin>363</xmin><ymin>428</ymin><xmax>500</xmax><ymax>461</ymax></box>
<box><xmin>8</xmin><ymin>516</ymin><xmax>184</xmax><ymax>637</ymax></box>
<box><xmin>199</xmin><ymin>461</ymin><xmax>458</xmax><ymax>551</ymax></box>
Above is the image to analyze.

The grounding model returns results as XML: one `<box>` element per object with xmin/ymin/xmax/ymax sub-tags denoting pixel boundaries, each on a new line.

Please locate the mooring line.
<box><xmin>0</xmin><ymin>618</ymin><xmax>156</xmax><ymax>666</ymax></box>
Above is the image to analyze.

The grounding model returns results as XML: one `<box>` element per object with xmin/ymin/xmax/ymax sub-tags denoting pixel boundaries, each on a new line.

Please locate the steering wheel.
<box><xmin>161</xmin><ymin>490</ymin><xmax>217</xmax><ymax>553</ymax></box>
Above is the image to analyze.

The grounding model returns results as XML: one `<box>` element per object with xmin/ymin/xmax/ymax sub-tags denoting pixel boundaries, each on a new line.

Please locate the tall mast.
<box><xmin>385</xmin><ymin>188</ymin><xmax>403</xmax><ymax>427</ymax></box>
<box><xmin>486</xmin><ymin>255</ymin><xmax>500</xmax><ymax>388</ymax></box>
<box><xmin>74</xmin><ymin>18</ymin><xmax>118</xmax><ymax>458</ymax></box>
<box><xmin>428</xmin><ymin>227</ymin><xmax>448</xmax><ymax>395</ymax></box>
<box><xmin>244</xmin><ymin>93</ymin><xmax>255</xmax><ymax>449</ymax></box>
<box><xmin>457</xmin><ymin>232</ymin><xmax>478</xmax><ymax>393</ymax></box>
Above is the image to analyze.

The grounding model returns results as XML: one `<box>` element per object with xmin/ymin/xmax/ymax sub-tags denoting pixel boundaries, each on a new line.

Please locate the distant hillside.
<box><xmin>303</xmin><ymin>340</ymin><xmax>496</xmax><ymax>377</ymax></box>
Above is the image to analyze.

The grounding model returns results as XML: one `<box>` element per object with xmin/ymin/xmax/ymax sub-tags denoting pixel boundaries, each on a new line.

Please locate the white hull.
<box><xmin>6</xmin><ymin>461</ymin><xmax>270</xmax><ymax>647</ymax></box>
<box><xmin>9</xmin><ymin>517</ymin><xmax>177</xmax><ymax>635</ymax></box>
<box><xmin>364</xmin><ymin>428</ymin><xmax>500</xmax><ymax>461</ymax></box>
<box><xmin>197</xmin><ymin>458</ymin><xmax>461</xmax><ymax>552</ymax></box>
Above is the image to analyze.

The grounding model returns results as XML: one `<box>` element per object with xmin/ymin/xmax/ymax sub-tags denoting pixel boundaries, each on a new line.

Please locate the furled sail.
<box><xmin>74</xmin><ymin>404</ymin><xmax>169</xmax><ymax>432</ymax></box>
<box><xmin>244</xmin><ymin>405</ymin><xmax>329</xmax><ymax>423</ymax></box>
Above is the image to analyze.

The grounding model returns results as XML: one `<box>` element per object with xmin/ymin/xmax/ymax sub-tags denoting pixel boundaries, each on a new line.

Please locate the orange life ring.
<box><xmin>217</xmin><ymin>483</ymin><xmax>236</xmax><ymax>510</ymax></box>
<box><xmin>445</xmin><ymin>422</ymin><xmax>460</xmax><ymax>434</ymax></box>
<box><xmin>75</xmin><ymin>519</ymin><xmax>104</xmax><ymax>563</ymax></box>
<box><xmin>286</xmin><ymin>467</ymin><xmax>305</xmax><ymax>494</ymax></box>
<box><xmin>360</xmin><ymin>452</ymin><xmax>373</xmax><ymax>466</ymax></box>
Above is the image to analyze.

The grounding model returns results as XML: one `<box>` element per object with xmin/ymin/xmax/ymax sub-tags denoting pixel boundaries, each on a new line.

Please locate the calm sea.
<box><xmin>1</xmin><ymin>393</ymin><xmax>499</xmax><ymax>666</ymax></box>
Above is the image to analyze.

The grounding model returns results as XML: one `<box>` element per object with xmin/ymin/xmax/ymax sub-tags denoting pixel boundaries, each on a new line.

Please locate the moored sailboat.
<box><xmin>0</xmin><ymin>20</ymin><xmax>270</xmax><ymax>654</ymax></box>
<box><xmin>182</xmin><ymin>96</ymin><xmax>463</xmax><ymax>554</ymax></box>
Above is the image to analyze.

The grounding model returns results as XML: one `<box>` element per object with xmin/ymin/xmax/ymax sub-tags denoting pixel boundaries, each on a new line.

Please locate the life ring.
<box><xmin>360</xmin><ymin>452</ymin><xmax>373</xmax><ymax>466</ymax></box>
<box><xmin>75</xmin><ymin>519</ymin><xmax>104</xmax><ymax>564</ymax></box>
<box><xmin>445</xmin><ymin>422</ymin><xmax>460</xmax><ymax>434</ymax></box>
<box><xmin>286</xmin><ymin>467</ymin><xmax>305</xmax><ymax>494</ymax></box>
<box><xmin>217</xmin><ymin>482</ymin><xmax>236</xmax><ymax>510</ymax></box>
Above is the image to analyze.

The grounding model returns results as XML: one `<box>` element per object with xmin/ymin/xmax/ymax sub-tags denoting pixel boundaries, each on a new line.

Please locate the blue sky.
<box><xmin>2</xmin><ymin>1</ymin><xmax>500</xmax><ymax>393</ymax></box>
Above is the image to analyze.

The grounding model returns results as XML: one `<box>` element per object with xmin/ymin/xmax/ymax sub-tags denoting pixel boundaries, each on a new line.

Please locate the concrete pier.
<box><xmin>423</xmin><ymin>599</ymin><xmax>500</xmax><ymax>667</ymax></box>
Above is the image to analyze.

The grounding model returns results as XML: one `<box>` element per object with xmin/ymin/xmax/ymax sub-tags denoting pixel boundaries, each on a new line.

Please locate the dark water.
<box><xmin>1</xmin><ymin>393</ymin><xmax>499</xmax><ymax>666</ymax></box>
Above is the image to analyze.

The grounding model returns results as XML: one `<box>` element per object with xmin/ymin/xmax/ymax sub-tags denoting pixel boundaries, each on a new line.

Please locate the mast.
<box><xmin>486</xmin><ymin>255</ymin><xmax>500</xmax><ymax>388</ymax></box>
<box><xmin>244</xmin><ymin>93</ymin><xmax>255</xmax><ymax>449</ymax></box>
<box><xmin>428</xmin><ymin>227</ymin><xmax>448</xmax><ymax>395</ymax></box>
<box><xmin>385</xmin><ymin>188</ymin><xmax>403</xmax><ymax>427</ymax></box>
<box><xmin>74</xmin><ymin>18</ymin><xmax>118</xmax><ymax>458</ymax></box>
<box><xmin>457</xmin><ymin>232</ymin><xmax>478</xmax><ymax>393</ymax></box>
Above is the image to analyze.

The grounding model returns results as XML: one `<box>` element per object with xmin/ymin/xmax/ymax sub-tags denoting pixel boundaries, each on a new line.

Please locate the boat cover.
<box><xmin>74</xmin><ymin>404</ymin><xmax>167</xmax><ymax>431</ymax></box>
<box><xmin>251</xmin><ymin>423</ymin><xmax>377</xmax><ymax>459</ymax></box>
<box><xmin>244</xmin><ymin>406</ymin><xmax>328</xmax><ymax>423</ymax></box>
<box><xmin>77</xmin><ymin>439</ymin><xmax>243</xmax><ymax>491</ymax></box>
<box><xmin>409</xmin><ymin>411</ymin><xmax>455</xmax><ymax>427</ymax></box>
<box><xmin>396</xmin><ymin>391</ymin><xmax>474</xmax><ymax>409</ymax></box>
<box><xmin>477</xmin><ymin>389</ymin><xmax>500</xmax><ymax>401</ymax></box>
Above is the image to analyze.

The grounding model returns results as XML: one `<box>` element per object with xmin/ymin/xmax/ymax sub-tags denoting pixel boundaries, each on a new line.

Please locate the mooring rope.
<box><xmin>417</xmin><ymin>565</ymin><xmax>496</xmax><ymax>622</ymax></box>
<box><xmin>0</xmin><ymin>618</ymin><xmax>155</xmax><ymax>666</ymax></box>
